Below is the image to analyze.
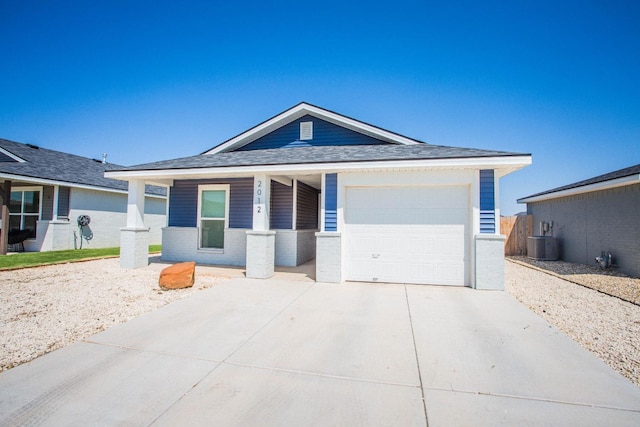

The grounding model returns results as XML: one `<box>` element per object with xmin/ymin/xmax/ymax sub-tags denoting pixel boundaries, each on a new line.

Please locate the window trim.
<box><xmin>197</xmin><ymin>184</ymin><xmax>230</xmax><ymax>251</ymax></box>
<box><xmin>8</xmin><ymin>186</ymin><xmax>43</xmax><ymax>240</ymax></box>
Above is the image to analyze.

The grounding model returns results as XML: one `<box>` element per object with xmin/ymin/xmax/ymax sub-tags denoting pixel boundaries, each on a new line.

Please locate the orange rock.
<box><xmin>159</xmin><ymin>262</ymin><xmax>196</xmax><ymax>290</ymax></box>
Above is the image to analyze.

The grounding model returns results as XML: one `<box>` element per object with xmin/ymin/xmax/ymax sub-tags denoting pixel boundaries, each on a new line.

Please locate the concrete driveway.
<box><xmin>1</xmin><ymin>278</ymin><xmax>640</xmax><ymax>426</ymax></box>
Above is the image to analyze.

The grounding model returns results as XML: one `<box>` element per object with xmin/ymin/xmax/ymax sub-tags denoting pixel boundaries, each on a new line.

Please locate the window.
<box><xmin>198</xmin><ymin>184</ymin><xmax>229</xmax><ymax>250</ymax></box>
<box><xmin>9</xmin><ymin>188</ymin><xmax>42</xmax><ymax>239</ymax></box>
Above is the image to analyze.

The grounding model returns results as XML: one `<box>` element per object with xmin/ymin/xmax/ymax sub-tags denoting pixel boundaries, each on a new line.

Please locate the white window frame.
<box><xmin>197</xmin><ymin>184</ymin><xmax>230</xmax><ymax>252</ymax></box>
<box><xmin>8</xmin><ymin>186</ymin><xmax>43</xmax><ymax>240</ymax></box>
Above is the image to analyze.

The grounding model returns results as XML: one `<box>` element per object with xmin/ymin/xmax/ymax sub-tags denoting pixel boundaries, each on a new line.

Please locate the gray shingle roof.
<box><xmin>0</xmin><ymin>138</ymin><xmax>166</xmax><ymax>196</ymax></box>
<box><xmin>113</xmin><ymin>143</ymin><xmax>529</xmax><ymax>172</ymax></box>
<box><xmin>518</xmin><ymin>163</ymin><xmax>640</xmax><ymax>201</ymax></box>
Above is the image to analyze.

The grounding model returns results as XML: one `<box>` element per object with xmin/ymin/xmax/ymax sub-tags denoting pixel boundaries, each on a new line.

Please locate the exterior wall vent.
<box><xmin>300</xmin><ymin>121</ymin><xmax>313</xmax><ymax>140</ymax></box>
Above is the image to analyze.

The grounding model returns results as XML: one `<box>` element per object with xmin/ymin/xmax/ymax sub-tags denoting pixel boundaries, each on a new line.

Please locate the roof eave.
<box><xmin>518</xmin><ymin>174</ymin><xmax>640</xmax><ymax>204</ymax></box>
<box><xmin>105</xmin><ymin>155</ymin><xmax>532</xmax><ymax>181</ymax></box>
<box><xmin>0</xmin><ymin>172</ymin><xmax>167</xmax><ymax>198</ymax></box>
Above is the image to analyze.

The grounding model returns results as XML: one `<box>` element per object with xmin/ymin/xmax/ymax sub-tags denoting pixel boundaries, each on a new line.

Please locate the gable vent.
<box><xmin>300</xmin><ymin>121</ymin><xmax>313</xmax><ymax>140</ymax></box>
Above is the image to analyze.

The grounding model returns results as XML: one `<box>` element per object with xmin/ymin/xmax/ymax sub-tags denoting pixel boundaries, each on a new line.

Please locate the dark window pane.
<box><xmin>200</xmin><ymin>219</ymin><xmax>224</xmax><ymax>249</ymax></box>
<box><xmin>23</xmin><ymin>191</ymin><xmax>40</xmax><ymax>214</ymax></box>
<box><xmin>9</xmin><ymin>192</ymin><xmax>21</xmax><ymax>214</ymax></box>
<box><xmin>9</xmin><ymin>215</ymin><xmax>21</xmax><ymax>232</ymax></box>
<box><xmin>23</xmin><ymin>216</ymin><xmax>37</xmax><ymax>238</ymax></box>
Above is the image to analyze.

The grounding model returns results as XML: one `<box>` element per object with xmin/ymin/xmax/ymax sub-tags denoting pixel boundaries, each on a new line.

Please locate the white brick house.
<box><xmin>0</xmin><ymin>139</ymin><xmax>167</xmax><ymax>253</ymax></box>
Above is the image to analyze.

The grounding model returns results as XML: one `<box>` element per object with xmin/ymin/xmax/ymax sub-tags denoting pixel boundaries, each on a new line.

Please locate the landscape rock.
<box><xmin>159</xmin><ymin>262</ymin><xmax>196</xmax><ymax>290</ymax></box>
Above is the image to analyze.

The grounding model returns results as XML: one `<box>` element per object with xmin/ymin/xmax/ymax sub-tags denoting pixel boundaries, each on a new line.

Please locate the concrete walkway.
<box><xmin>1</xmin><ymin>278</ymin><xmax>639</xmax><ymax>426</ymax></box>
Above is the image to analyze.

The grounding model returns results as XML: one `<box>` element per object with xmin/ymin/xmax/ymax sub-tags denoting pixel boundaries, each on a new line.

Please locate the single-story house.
<box><xmin>0</xmin><ymin>138</ymin><xmax>167</xmax><ymax>253</ymax></box>
<box><xmin>518</xmin><ymin>163</ymin><xmax>640</xmax><ymax>277</ymax></box>
<box><xmin>106</xmin><ymin>103</ymin><xmax>531</xmax><ymax>288</ymax></box>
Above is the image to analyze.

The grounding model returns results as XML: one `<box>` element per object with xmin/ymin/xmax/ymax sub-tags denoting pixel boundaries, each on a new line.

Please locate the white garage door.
<box><xmin>345</xmin><ymin>186</ymin><xmax>469</xmax><ymax>286</ymax></box>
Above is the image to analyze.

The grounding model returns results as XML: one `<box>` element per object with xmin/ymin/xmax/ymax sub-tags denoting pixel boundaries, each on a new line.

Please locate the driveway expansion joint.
<box><xmin>423</xmin><ymin>385</ymin><xmax>640</xmax><ymax>413</ymax></box>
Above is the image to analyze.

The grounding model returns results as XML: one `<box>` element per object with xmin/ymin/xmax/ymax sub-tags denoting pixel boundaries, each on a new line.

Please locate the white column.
<box><xmin>320</xmin><ymin>173</ymin><xmax>326</xmax><ymax>232</ymax></box>
<box><xmin>52</xmin><ymin>185</ymin><xmax>59</xmax><ymax>221</ymax></box>
<box><xmin>246</xmin><ymin>174</ymin><xmax>275</xmax><ymax>278</ymax></box>
<box><xmin>252</xmin><ymin>174</ymin><xmax>270</xmax><ymax>231</ymax></box>
<box><xmin>121</xmin><ymin>179</ymin><xmax>149</xmax><ymax>269</ymax></box>
<box><xmin>292</xmin><ymin>179</ymin><xmax>297</xmax><ymax>230</ymax></box>
<box><xmin>126</xmin><ymin>179</ymin><xmax>146</xmax><ymax>228</ymax></box>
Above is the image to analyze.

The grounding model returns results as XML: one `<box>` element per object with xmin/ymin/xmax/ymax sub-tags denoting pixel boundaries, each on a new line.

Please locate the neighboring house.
<box><xmin>107</xmin><ymin>102</ymin><xmax>531</xmax><ymax>288</ymax></box>
<box><xmin>518</xmin><ymin>163</ymin><xmax>640</xmax><ymax>277</ymax></box>
<box><xmin>0</xmin><ymin>138</ymin><xmax>167</xmax><ymax>252</ymax></box>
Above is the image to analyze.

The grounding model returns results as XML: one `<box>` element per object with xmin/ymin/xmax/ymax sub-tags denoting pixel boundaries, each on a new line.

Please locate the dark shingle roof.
<box><xmin>0</xmin><ymin>138</ymin><xmax>166</xmax><ymax>196</ymax></box>
<box><xmin>113</xmin><ymin>143</ymin><xmax>528</xmax><ymax>172</ymax></box>
<box><xmin>518</xmin><ymin>163</ymin><xmax>640</xmax><ymax>201</ymax></box>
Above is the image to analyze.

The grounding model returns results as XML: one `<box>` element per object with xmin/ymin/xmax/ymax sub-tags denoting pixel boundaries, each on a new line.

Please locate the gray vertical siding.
<box><xmin>527</xmin><ymin>183</ymin><xmax>640</xmax><ymax>277</ymax></box>
<box><xmin>57</xmin><ymin>187</ymin><xmax>70</xmax><ymax>219</ymax></box>
<box><xmin>479</xmin><ymin>169</ymin><xmax>495</xmax><ymax>233</ymax></box>
<box><xmin>324</xmin><ymin>173</ymin><xmax>337</xmax><ymax>232</ymax></box>
<box><xmin>236</xmin><ymin>115</ymin><xmax>388</xmax><ymax>150</ymax></box>
<box><xmin>270</xmin><ymin>181</ymin><xmax>293</xmax><ymax>229</ymax></box>
<box><xmin>296</xmin><ymin>181</ymin><xmax>319</xmax><ymax>230</ymax></box>
<box><xmin>168</xmin><ymin>178</ymin><xmax>254</xmax><ymax>228</ymax></box>
<box><xmin>41</xmin><ymin>185</ymin><xmax>54</xmax><ymax>221</ymax></box>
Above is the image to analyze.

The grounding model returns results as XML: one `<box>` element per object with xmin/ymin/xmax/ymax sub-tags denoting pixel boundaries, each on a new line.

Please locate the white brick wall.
<box><xmin>296</xmin><ymin>229</ymin><xmax>317</xmax><ymax>265</ymax></box>
<box><xmin>120</xmin><ymin>228</ymin><xmax>150</xmax><ymax>269</ymax></box>
<box><xmin>316</xmin><ymin>232</ymin><xmax>342</xmax><ymax>283</ymax></box>
<box><xmin>246</xmin><ymin>231</ymin><xmax>276</xmax><ymax>278</ymax></box>
<box><xmin>162</xmin><ymin>227</ymin><xmax>248</xmax><ymax>266</ymax></box>
<box><xmin>274</xmin><ymin>230</ymin><xmax>297</xmax><ymax>266</ymax></box>
<box><xmin>474</xmin><ymin>234</ymin><xmax>505</xmax><ymax>290</ymax></box>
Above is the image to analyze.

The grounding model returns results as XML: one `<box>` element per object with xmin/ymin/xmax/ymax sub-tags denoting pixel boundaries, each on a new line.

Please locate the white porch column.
<box><xmin>121</xmin><ymin>179</ymin><xmax>149</xmax><ymax>269</ymax></box>
<box><xmin>52</xmin><ymin>185</ymin><xmax>59</xmax><ymax>221</ymax></box>
<box><xmin>246</xmin><ymin>174</ymin><xmax>275</xmax><ymax>278</ymax></box>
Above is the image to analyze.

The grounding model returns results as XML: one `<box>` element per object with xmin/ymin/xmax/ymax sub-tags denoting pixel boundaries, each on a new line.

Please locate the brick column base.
<box><xmin>315</xmin><ymin>232</ymin><xmax>342</xmax><ymax>283</ymax></box>
<box><xmin>475</xmin><ymin>234</ymin><xmax>506</xmax><ymax>290</ymax></box>
<box><xmin>120</xmin><ymin>227</ymin><xmax>150</xmax><ymax>269</ymax></box>
<box><xmin>246</xmin><ymin>230</ymin><xmax>276</xmax><ymax>279</ymax></box>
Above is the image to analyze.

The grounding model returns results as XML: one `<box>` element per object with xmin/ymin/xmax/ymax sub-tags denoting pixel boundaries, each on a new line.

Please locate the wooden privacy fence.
<box><xmin>501</xmin><ymin>215</ymin><xmax>533</xmax><ymax>256</ymax></box>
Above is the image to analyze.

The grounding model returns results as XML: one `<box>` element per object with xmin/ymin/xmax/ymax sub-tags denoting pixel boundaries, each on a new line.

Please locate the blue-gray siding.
<box><xmin>324</xmin><ymin>173</ymin><xmax>337</xmax><ymax>232</ymax></box>
<box><xmin>297</xmin><ymin>181</ymin><xmax>319</xmax><ymax>230</ymax></box>
<box><xmin>237</xmin><ymin>115</ymin><xmax>389</xmax><ymax>151</ymax></box>
<box><xmin>479</xmin><ymin>169</ymin><xmax>495</xmax><ymax>233</ymax></box>
<box><xmin>270</xmin><ymin>181</ymin><xmax>293</xmax><ymax>229</ymax></box>
<box><xmin>41</xmin><ymin>185</ymin><xmax>54</xmax><ymax>221</ymax></box>
<box><xmin>57</xmin><ymin>187</ymin><xmax>70</xmax><ymax>219</ymax></box>
<box><xmin>168</xmin><ymin>178</ymin><xmax>253</xmax><ymax>228</ymax></box>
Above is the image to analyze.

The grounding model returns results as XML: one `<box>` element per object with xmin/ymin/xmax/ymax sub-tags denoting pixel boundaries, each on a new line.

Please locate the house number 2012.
<box><xmin>256</xmin><ymin>180</ymin><xmax>263</xmax><ymax>213</ymax></box>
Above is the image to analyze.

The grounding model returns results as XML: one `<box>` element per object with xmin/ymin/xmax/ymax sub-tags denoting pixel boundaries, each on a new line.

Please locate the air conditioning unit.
<box><xmin>527</xmin><ymin>236</ymin><xmax>558</xmax><ymax>261</ymax></box>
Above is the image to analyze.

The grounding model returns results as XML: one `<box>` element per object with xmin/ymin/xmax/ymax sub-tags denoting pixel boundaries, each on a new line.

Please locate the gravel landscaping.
<box><xmin>0</xmin><ymin>258</ymin><xmax>221</xmax><ymax>372</ymax></box>
<box><xmin>2</xmin><ymin>256</ymin><xmax>639</xmax><ymax>389</ymax></box>
<box><xmin>506</xmin><ymin>259</ymin><xmax>640</xmax><ymax>387</ymax></box>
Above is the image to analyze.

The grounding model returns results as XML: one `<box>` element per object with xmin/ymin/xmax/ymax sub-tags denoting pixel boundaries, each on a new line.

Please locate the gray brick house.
<box><xmin>518</xmin><ymin>164</ymin><xmax>640</xmax><ymax>277</ymax></box>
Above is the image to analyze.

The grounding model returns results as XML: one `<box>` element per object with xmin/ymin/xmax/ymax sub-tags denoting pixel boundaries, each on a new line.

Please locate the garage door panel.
<box><xmin>346</xmin><ymin>186</ymin><xmax>470</xmax><ymax>286</ymax></box>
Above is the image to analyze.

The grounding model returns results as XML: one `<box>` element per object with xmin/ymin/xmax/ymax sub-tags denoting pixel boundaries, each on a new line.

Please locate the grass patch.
<box><xmin>0</xmin><ymin>246</ymin><xmax>161</xmax><ymax>270</ymax></box>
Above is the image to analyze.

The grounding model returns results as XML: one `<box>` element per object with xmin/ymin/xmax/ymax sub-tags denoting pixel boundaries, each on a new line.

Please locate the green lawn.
<box><xmin>0</xmin><ymin>245</ymin><xmax>162</xmax><ymax>270</ymax></box>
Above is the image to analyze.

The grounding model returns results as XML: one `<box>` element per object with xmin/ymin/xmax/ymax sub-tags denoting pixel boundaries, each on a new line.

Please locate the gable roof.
<box><xmin>203</xmin><ymin>102</ymin><xmax>423</xmax><ymax>155</ymax></box>
<box><xmin>0</xmin><ymin>138</ymin><xmax>166</xmax><ymax>197</ymax></box>
<box><xmin>518</xmin><ymin>163</ymin><xmax>640</xmax><ymax>203</ymax></box>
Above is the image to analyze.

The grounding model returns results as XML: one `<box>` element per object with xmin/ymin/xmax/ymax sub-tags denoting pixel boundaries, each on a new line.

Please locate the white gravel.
<box><xmin>506</xmin><ymin>259</ymin><xmax>640</xmax><ymax>387</ymax></box>
<box><xmin>0</xmin><ymin>258</ymin><xmax>221</xmax><ymax>372</ymax></box>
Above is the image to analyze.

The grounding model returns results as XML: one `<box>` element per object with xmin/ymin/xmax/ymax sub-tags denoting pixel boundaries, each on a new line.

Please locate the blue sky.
<box><xmin>1</xmin><ymin>1</ymin><xmax>638</xmax><ymax>215</ymax></box>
